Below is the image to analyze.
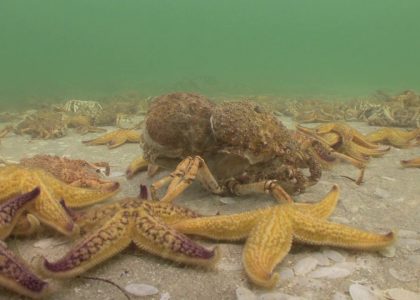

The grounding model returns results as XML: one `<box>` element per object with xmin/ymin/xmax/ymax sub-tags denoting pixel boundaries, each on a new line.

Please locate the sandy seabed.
<box><xmin>0</xmin><ymin>119</ymin><xmax>419</xmax><ymax>300</ymax></box>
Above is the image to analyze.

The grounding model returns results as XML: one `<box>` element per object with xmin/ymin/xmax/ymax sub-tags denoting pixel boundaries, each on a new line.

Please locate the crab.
<box><xmin>14</xmin><ymin>154</ymin><xmax>117</xmax><ymax>191</ymax></box>
<box><xmin>14</xmin><ymin>110</ymin><xmax>68</xmax><ymax>139</ymax></box>
<box><xmin>127</xmin><ymin>92</ymin><xmax>323</xmax><ymax>203</ymax></box>
<box><xmin>63</xmin><ymin>99</ymin><xmax>103</xmax><ymax>118</ymax></box>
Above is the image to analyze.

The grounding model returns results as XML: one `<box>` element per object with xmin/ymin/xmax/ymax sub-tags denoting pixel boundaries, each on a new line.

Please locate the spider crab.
<box><xmin>127</xmin><ymin>92</ymin><xmax>323</xmax><ymax>203</ymax></box>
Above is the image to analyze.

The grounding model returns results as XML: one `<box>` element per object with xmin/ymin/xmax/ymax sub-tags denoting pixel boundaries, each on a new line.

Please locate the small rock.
<box><xmin>349</xmin><ymin>284</ymin><xmax>378</xmax><ymax>300</ymax></box>
<box><xmin>108</xmin><ymin>171</ymin><xmax>125</xmax><ymax>178</ymax></box>
<box><xmin>259</xmin><ymin>292</ymin><xmax>303</xmax><ymax>300</ymax></box>
<box><xmin>388</xmin><ymin>268</ymin><xmax>415</xmax><ymax>282</ymax></box>
<box><xmin>323</xmin><ymin>249</ymin><xmax>346</xmax><ymax>262</ymax></box>
<box><xmin>381</xmin><ymin>176</ymin><xmax>396</xmax><ymax>182</ymax></box>
<box><xmin>385</xmin><ymin>288</ymin><xmax>420</xmax><ymax>300</ymax></box>
<box><xmin>373</xmin><ymin>187</ymin><xmax>390</xmax><ymax>199</ymax></box>
<box><xmin>124</xmin><ymin>283</ymin><xmax>159</xmax><ymax>297</ymax></box>
<box><xmin>219</xmin><ymin>197</ymin><xmax>237</xmax><ymax>205</ymax></box>
<box><xmin>33</xmin><ymin>238</ymin><xmax>55</xmax><ymax>250</ymax></box>
<box><xmin>312</xmin><ymin>252</ymin><xmax>330</xmax><ymax>266</ymax></box>
<box><xmin>293</xmin><ymin>257</ymin><xmax>318</xmax><ymax>275</ymax></box>
<box><xmin>236</xmin><ymin>287</ymin><xmax>257</xmax><ymax>300</ymax></box>
<box><xmin>278</xmin><ymin>267</ymin><xmax>294</xmax><ymax>280</ymax></box>
<box><xmin>160</xmin><ymin>292</ymin><xmax>171</xmax><ymax>300</ymax></box>
<box><xmin>309</xmin><ymin>267</ymin><xmax>351</xmax><ymax>279</ymax></box>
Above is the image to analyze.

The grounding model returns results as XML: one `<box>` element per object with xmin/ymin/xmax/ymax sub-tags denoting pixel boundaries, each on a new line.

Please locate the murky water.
<box><xmin>1</xmin><ymin>0</ymin><xmax>420</xmax><ymax>106</ymax></box>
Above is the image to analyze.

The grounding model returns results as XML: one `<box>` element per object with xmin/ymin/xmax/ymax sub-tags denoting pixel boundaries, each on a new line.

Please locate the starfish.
<box><xmin>171</xmin><ymin>185</ymin><xmax>395</xmax><ymax>288</ymax></box>
<box><xmin>0</xmin><ymin>241</ymin><xmax>50</xmax><ymax>299</ymax></box>
<box><xmin>38</xmin><ymin>196</ymin><xmax>220</xmax><ymax>278</ymax></box>
<box><xmin>297</xmin><ymin>123</ymin><xmax>390</xmax><ymax>162</ymax></box>
<box><xmin>366</xmin><ymin>128</ymin><xmax>420</xmax><ymax>148</ymax></box>
<box><xmin>0</xmin><ymin>125</ymin><xmax>12</xmax><ymax>144</ymax></box>
<box><xmin>82</xmin><ymin>129</ymin><xmax>141</xmax><ymax>149</ymax></box>
<box><xmin>401</xmin><ymin>157</ymin><xmax>420</xmax><ymax>168</ymax></box>
<box><xmin>0</xmin><ymin>165</ymin><xmax>120</xmax><ymax>236</ymax></box>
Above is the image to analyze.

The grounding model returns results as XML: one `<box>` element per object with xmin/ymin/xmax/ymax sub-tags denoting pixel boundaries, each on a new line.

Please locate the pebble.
<box><xmin>373</xmin><ymin>187</ymin><xmax>390</xmax><ymax>199</ymax></box>
<box><xmin>309</xmin><ymin>266</ymin><xmax>351</xmax><ymax>279</ymax></box>
<box><xmin>312</xmin><ymin>252</ymin><xmax>330</xmax><ymax>266</ymax></box>
<box><xmin>322</xmin><ymin>249</ymin><xmax>346</xmax><ymax>262</ymax></box>
<box><xmin>259</xmin><ymin>292</ymin><xmax>303</xmax><ymax>300</ymax></box>
<box><xmin>349</xmin><ymin>284</ymin><xmax>378</xmax><ymax>300</ymax></box>
<box><xmin>219</xmin><ymin>197</ymin><xmax>237</xmax><ymax>205</ymax></box>
<box><xmin>385</xmin><ymin>288</ymin><xmax>420</xmax><ymax>300</ymax></box>
<box><xmin>293</xmin><ymin>257</ymin><xmax>319</xmax><ymax>275</ymax></box>
<box><xmin>278</xmin><ymin>267</ymin><xmax>294</xmax><ymax>280</ymax></box>
<box><xmin>388</xmin><ymin>268</ymin><xmax>415</xmax><ymax>282</ymax></box>
<box><xmin>236</xmin><ymin>287</ymin><xmax>257</xmax><ymax>300</ymax></box>
<box><xmin>33</xmin><ymin>238</ymin><xmax>55</xmax><ymax>250</ymax></box>
<box><xmin>160</xmin><ymin>292</ymin><xmax>171</xmax><ymax>300</ymax></box>
<box><xmin>381</xmin><ymin>176</ymin><xmax>396</xmax><ymax>182</ymax></box>
<box><xmin>330</xmin><ymin>216</ymin><xmax>350</xmax><ymax>224</ymax></box>
<box><xmin>124</xmin><ymin>283</ymin><xmax>159</xmax><ymax>297</ymax></box>
<box><xmin>108</xmin><ymin>171</ymin><xmax>125</xmax><ymax>178</ymax></box>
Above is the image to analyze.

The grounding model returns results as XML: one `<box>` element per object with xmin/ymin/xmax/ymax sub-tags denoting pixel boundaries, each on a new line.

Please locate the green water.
<box><xmin>1</xmin><ymin>0</ymin><xmax>419</xmax><ymax>103</ymax></box>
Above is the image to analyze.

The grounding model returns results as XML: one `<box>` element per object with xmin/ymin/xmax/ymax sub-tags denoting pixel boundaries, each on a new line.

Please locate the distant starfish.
<box><xmin>83</xmin><ymin>129</ymin><xmax>141</xmax><ymax>149</ymax></box>
<box><xmin>172</xmin><ymin>185</ymin><xmax>395</xmax><ymax>288</ymax></box>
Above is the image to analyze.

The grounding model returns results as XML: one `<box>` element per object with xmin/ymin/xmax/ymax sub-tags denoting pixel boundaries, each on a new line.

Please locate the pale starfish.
<box><xmin>172</xmin><ymin>185</ymin><xmax>395</xmax><ymax>288</ymax></box>
<box><xmin>0</xmin><ymin>125</ymin><xmax>12</xmax><ymax>144</ymax></box>
<box><xmin>0</xmin><ymin>241</ymin><xmax>50</xmax><ymax>299</ymax></box>
<box><xmin>38</xmin><ymin>196</ymin><xmax>219</xmax><ymax>278</ymax></box>
<box><xmin>366</xmin><ymin>128</ymin><xmax>420</xmax><ymax>148</ymax></box>
<box><xmin>82</xmin><ymin>129</ymin><xmax>141</xmax><ymax>149</ymax></box>
<box><xmin>401</xmin><ymin>157</ymin><xmax>420</xmax><ymax>168</ymax></box>
<box><xmin>0</xmin><ymin>165</ymin><xmax>119</xmax><ymax>236</ymax></box>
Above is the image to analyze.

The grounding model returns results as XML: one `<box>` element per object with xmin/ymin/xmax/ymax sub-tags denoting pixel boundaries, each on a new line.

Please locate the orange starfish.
<box><xmin>82</xmin><ymin>129</ymin><xmax>141</xmax><ymax>149</ymax></box>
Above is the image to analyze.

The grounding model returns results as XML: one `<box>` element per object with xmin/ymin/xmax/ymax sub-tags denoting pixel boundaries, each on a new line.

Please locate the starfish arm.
<box><xmin>290</xmin><ymin>208</ymin><xmax>395</xmax><ymax>250</ymax></box>
<box><xmin>401</xmin><ymin>157</ymin><xmax>420</xmax><ymax>168</ymax></box>
<box><xmin>0</xmin><ymin>187</ymin><xmax>40</xmax><ymax>239</ymax></box>
<box><xmin>0</xmin><ymin>242</ymin><xmax>50</xmax><ymax>299</ymax></box>
<box><xmin>39</xmin><ymin>171</ymin><xmax>119</xmax><ymax>207</ymax></box>
<box><xmin>40</xmin><ymin>211</ymin><xmax>133</xmax><ymax>278</ymax></box>
<box><xmin>108</xmin><ymin>135</ymin><xmax>128</xmax><ymax>149</ymax></box>
<box><xmin>133</xmin><ymin>212</ymin><xmax>220</xmax><ymax>267</ymax></box>
<box><xmin>172</xmin><ymin>209</ymin><xmax>268</xmax><ymax>241</ymax></box>
<box><xmin>145</xmin><ymin>202</ymin><xmax>201</xmax><ymax>224</ymax></box>
<box><xmin>126</xmin><ymin>130</ymin><xmax>142</xmax><ymax>142</ymax></box>
<box><xmin>293</xmin><ymin>185</ymin><xmax>339</xmax><ymax>219</ymax></box>
<box><xmin>243</xmin><ymin>208</ymin><xmax>293</xmax><ymax>288</ymax></box>
<box><xmin>82</xmin><ymin>131</ymin><xmax>116</xmax><ymax>145</ymax></box>
<box><xmin>349</xmin><ymin>142</ymin><xmax>389</xmax><ymax>157</ymax></box>
<box><xmin>126</xmin><ymin>155</ymin><xmax>148</xmax><ymax>178</ymax></box>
